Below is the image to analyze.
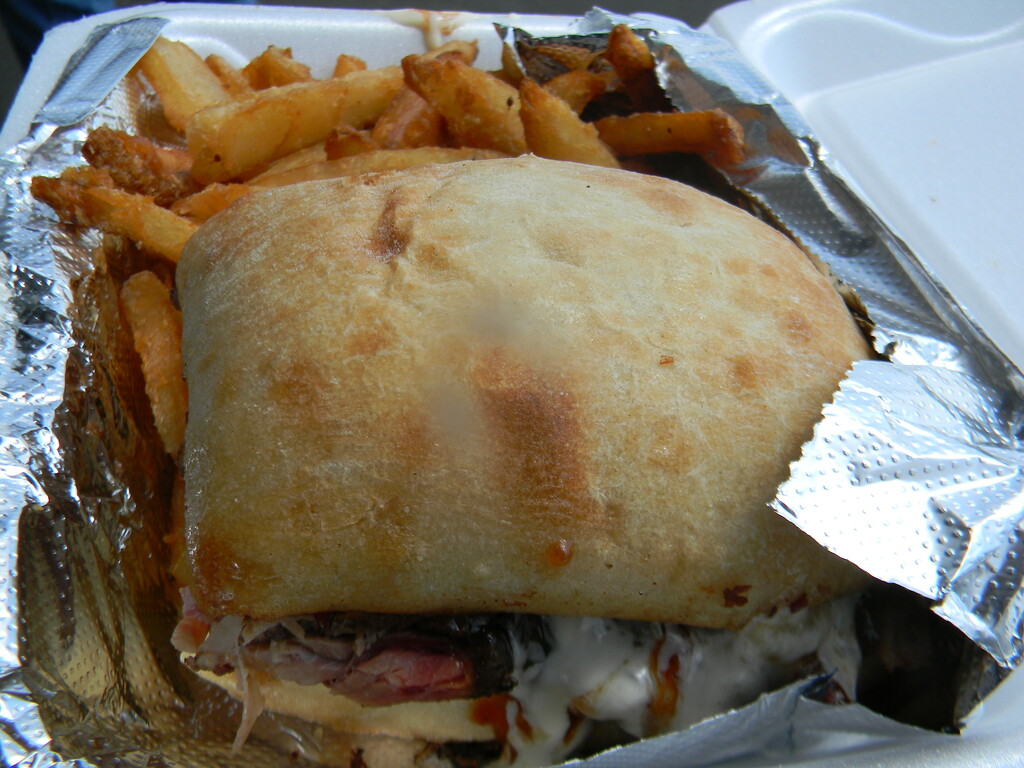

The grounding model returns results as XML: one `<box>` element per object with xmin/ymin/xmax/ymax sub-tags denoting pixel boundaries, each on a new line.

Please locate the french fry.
<box><xmin>325</xmin><ymin>125</ymin><xmax>379</xmax><ymax>159</ymax></box>
<box><xmin>171</xmin><ymin>183</ymin><xmax>255</xmax><ymax>222</ymax></box>
<box><xmin>137</xmin><ymin>37</ymin><xmax>231</xmax><ymax>131</ymax></box>
<box><xmin>120</xmin><ymin>271</ymin><xmax>188</xmax><ymax>457</ymax></box>
<box><xmin>246</xmin><ymin>144</ymin><xmax>328</xmax><ymax>183</ymax></box>
<box><xmin>82</xmin><ymin>126</ymin><xmax>201</xmax><ymax>206</ymax></box>
<box><xmin>533</xmin><ymin>43</ymin><xmax>600</xmax><ymax>72</ymax></box>
<box><xmin>543</xmin><ymin>69</ymin><xmax>612</xmax><ymax>114</ymax></box>
<box><xmin>242</xmin><ymin>46</ymin><xmax>313</xmax><ymax>89</ymax></box>
<box><xmin>498</xmin><ymin>43</ymin><xmax>524</xmax><ymax>86</ymax></box>
<box><xmin>594</xmin><ymin>109</ymin><xmax>746</xmax><ymax>166</ymax></box>
<box><xmin>604</xmin><ymin>24</ymin><xmax>667</xmax><ymax>111</ymax></box>
<box><xmin>520</xmin><ymin>79</ymin><xmax>620</xmax><ymax>169</ymax></box>
<box><xmin>187</xmin><ymin>66</ymin><xmax>404</xmax><ymax>184</ymax></box>
<box><xmin>605</xmin><ymin>24</ymin><xmax>654</xmax><ymax>81</ymax></box>
<box><xmin>333</xmin><ymin>53</ymin><xmax>367</xmax><ymax>78</ymax></box>
<box><xmin>251</xmin><ymin>147</ymin><xmax>507</xmax><ymax>188</ymax></box>
<box><xmin>58</xmin><ymin>164</ymin><xmax>116</xmax><ymax>188</ymax></box>
<box><xmin>370</xmin><ymin>88</ymin><xmax>444</xmax><ymax>149</ymax></box>
<box><xmin>32</xmin><ymin>175</ymin><xmax>197</xmax><ymax>261</ymax></box>
<box><xmin>205</xmin><ymin>54</ymin><xmax>254</xmax><ymax>97</ymax></box>
<box><xmin>336</xmin><ymin>40</ymin><xmax>477</xmax><ymax>82</ymax></box>
<box><xmin>403</xmin><ymin>54</ymin><xmax>527</xmax><ymax>156</ymax></box>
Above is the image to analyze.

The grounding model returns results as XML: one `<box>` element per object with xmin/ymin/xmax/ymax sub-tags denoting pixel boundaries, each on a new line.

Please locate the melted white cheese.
<box><xmin>505</xmin><ymin>597</ymin><xmax>860</xmax><ymax>767</ymax></box>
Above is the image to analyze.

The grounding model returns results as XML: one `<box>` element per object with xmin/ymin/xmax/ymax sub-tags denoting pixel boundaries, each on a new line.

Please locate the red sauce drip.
<box><xmin>788</xmin><ymin>592</ymin><xmax>809</xmax><ymax>613</ymax></box>
<box><xmin>723</xmin><ymin>584</ymin><xmax>752</xmax><ymax>607</ymax></box>
<box><xmin>562</xmin><ymin>710</ymin><xmax>586</xmax><ymax>746</ymax></box>
<box><xmin>471</xmin><ymin>694</ymin><xmax>532</xmax><ymax>759</ymax></box>
<box><xmin>647</xmin><ymin>640</ymin><xmax>681</xmax><ymax>731</ymax></box>
<box><xmin>471</xmin><ymin>694</ymin><xmax>511</xmax><ymax>744</ymax></box>
<box><xmin>545</xmin><ymin>539</ymin><xmax>575</xmax><ymax>567</ymax></box>
<box><xmin>513</xmin><ymin>701</ymin><xmax>533</xmax><ymax>740</ymax></box>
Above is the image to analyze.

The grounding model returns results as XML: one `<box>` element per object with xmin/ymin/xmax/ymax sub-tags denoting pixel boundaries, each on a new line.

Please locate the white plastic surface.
<box><xmin>706</xmin><ymin>0</ymin><xmax>1024</xmax><ymax>374</ymax></box>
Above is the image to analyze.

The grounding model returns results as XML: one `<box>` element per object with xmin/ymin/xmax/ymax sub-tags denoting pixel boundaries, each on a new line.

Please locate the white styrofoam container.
<box><xmin>4</xmin><ymin>2</ymin><xmax>1024</xmax><ymax>766</ymax></box>
<box><xmin>705</xmin><ymin>0</ymin><xmax>1024</xmax><ymax>375</ymax></box>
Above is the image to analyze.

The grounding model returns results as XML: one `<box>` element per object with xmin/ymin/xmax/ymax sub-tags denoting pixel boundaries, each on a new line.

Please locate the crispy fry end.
<box><xmin>120</xmin><ymin>271</ymin><xmax>188</xmax><ymax>457</ymax></box>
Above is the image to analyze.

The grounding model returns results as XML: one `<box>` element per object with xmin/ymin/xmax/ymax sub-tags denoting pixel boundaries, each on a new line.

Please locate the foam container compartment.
<box><xmin>3</xmin><ymin>1</ymin><xmax>1024</xmax><ymax>766</ymax></box>
<box><xmin>705</xmin><ymin>0</ymin><xmax>1024</xmax><ymax>375</ymax></box>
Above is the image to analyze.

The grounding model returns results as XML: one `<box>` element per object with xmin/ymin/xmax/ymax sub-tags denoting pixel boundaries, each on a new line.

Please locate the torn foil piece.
<box><xmin>776</xmin><ymin>361</ymin><xmax>1024</xmax><ymax>664</ymax></box>
<box><xmin>33</xmin><ymin>17</ymin><xmax>166</xmax><ymax>127</ymax></box>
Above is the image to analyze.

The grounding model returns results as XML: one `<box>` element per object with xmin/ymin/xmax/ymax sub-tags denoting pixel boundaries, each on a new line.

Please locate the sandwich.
<box><xmin>170</xmin><ymin>155</ymin><xmax>872</xmax><ymax>766</ymax></box>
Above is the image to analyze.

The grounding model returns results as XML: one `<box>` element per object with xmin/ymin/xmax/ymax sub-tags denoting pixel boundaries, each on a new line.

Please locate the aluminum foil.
<box><xmin>1</xmin><ymin>6</ymin><xmax>1023</xmax><ymax>768</ymax></box>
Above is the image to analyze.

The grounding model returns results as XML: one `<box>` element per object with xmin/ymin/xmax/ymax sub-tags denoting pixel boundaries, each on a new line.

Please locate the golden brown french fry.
<box><xmin>370</xmin><ymin>88</ymin><xmax>444</xmax><ymax>149</ymax></box>
<box><xmin>519</xmin><ymin>79</ymin><xmax>619</xmax><ymax>169</ymax></box>
<box><xmin>32</xmin><ymin>176</ymin><xmax>197</xmax><ymax>261</ymax></box>
<box><xmin>137</xmin><ymin>37</ymin><xmax>231</xmax><ymax>131</ymax></box>
<box><xmin>187</xmin><ymin>66</ymin><xmax>403</xmax><ymax>184</ymax></box>
<box><xmin>243</xmin><ymin>45</ymin><xmax>313</xmax><ymax>89</ymax></box>
<box><xmin>324</xmin><ymin>125</ymin><xmax>379</xmax><ymax>159</ymax></box>
<box><xmin>252</xmin><ymin>147</ymin><xmax>507</xmax><ymax>188</ymax></box>
<box><xmin>543</xmin><ymin>69</ymin><xmax>612</xmax><ymax>114</ymax></box>
<box><xmin>604</xmin><ymin>24</ymin><xmax>667</xmax><ymax>111</ymax></box>
<box><xmin>120</xmin><ymin>271</ymin><xmax>188</xmax><ymax>457</ymax></box>
<box><xmin>594</xmin><ymin>109</ymin><xmax>746</xmax><ymax>166</ymax></box>
<box><xmin>205</xmin><ymin>54</ymin><xmax>254</xmax><ymax>97</ymax></box>
<box><xmin>498</xmin><ymin>43</ymin><xmax>524</xmax><ymax>86</ymax></box>
<box><xmin>403</xmin><ymin>54</ymin><xmax>527</xmax><ymax>156</ymax></box>
<box><xmin>58</xmin><ymin>164</ymin><xmax>117</xmax><ymax>189</ymax></box>
<box><xmin>82</xmin><ymin>126</ymin><xmax>201</xmax><ymax>206</ymax></box>
<box><xmin>170</xmin><ymin>183</ymin><xmax>255</xmax><ymax>222</ymax></box>
<box><xmin>333</xmin><ymin>54</ymin><xmax>367</xmax><ymax>78</ymax></box>
<box><xmin>245</xmin><ymin>143</ymin><xmax>327</xmax><ymax>182</ymax></box>
<box><xmin>605</xmin><ymin>25</ymin><xmax>654</xmax><ymax>81</ymax></box>
<box><xmin>534</xmin><ymin>43</ymin><xmax>600</xmax><ymax>71</ymax></box>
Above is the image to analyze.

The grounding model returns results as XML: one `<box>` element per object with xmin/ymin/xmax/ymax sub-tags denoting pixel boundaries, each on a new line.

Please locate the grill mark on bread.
<box><xmin>647</xmin><ymin>415</ymin><xmax>694</xmax><ymax>470</ymax></box>
<box><xmin>267</xmin><ymin>358</ymin><xmax>330</xmax><ymax>411</ymax></box>
<box><xmin>471</xmin><ymin>349</ymin><xmax>597</xmax><ymax>545</ymax></box>
<box><xmin>727</xmin><ymin>355</ymin><xmax>759</xmax><ymax>392</ymax></box>
<box><xmin>723</xmin><ymin>257</ymin><xmax>751</xmax><ymax>276</ymax></box>
<box><xmin>724</xmin><ymin>354</ymin><xmax>786</xmax><ymax>395</ymax></box>
<box><xmin>781</xmin><ymin>309</ymin><xmax>814</xmax><ymax>345</ymax></box>
<box><xmin>415</xmin><ymin>242</ymin><xmax>451</xmax><ymax>271</ymax></box>
<box><xmin>344</xmin><ymin>325</ymin><xmax>393</xmax><ymax>356</ymax></box>
<box><xmin>369</xmin><ymin>190</ymin><xmax>408</xmax><ymax>262</ymax></box>
<box><xmin>615</xmin><ymin>173</ymin><xmax>695</xmax><ymax>223</ymax></box>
